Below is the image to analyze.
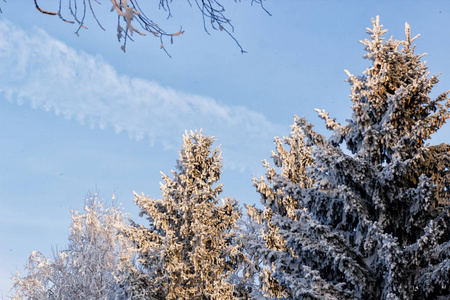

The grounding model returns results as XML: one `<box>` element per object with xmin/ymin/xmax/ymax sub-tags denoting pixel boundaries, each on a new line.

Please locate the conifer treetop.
<box><xmin>318</xmin><ymin>15</ymin><xmax>450</xmax><ymax>165</ymax></box>
<box><xmin>127</xmin><ymin>130</ymin><xmax>241</xmax><ymax>300</ymax></box>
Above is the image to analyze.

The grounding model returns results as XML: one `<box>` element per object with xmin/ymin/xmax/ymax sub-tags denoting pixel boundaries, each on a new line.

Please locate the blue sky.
<box><xmin>1</xmin><ymin>1</ymin><xmax>450</xmax><ymax>295</ymax></box>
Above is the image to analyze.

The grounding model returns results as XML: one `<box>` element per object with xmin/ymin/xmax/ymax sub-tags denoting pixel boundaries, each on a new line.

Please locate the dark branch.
<box><xmin>58</xmin><ymin>0</ymin><xmax>75</xmax><ymax>24</ymax></box>
<box><xmin>31</xmin><ymin>0</ymin><xmax>270</xmax><ymax>55</ymax></box>
<box><xmin>34</xmin><ymin>0</ymin><xmax>57</xmax><ymax>15</ymax></box>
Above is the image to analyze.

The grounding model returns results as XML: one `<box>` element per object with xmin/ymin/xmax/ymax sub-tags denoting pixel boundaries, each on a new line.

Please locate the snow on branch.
<box><xmin>30</xmin><ymin>0</ymin><xmax>270</xmax><ymax>55</ymax></box>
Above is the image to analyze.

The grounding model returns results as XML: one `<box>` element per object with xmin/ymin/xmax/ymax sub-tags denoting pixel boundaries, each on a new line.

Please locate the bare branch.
<box><xmin>30</xmin><ymin>0</ymin><xmax>269</xmax><ymax>55</ymax></box>
<box><xmin>250</xmin><ymin>0</ymin><xmax>272</xmax><ymax>16</ymax></box>
<box><xmin>88</xmin><ymin>0</ymin><xmax>106</xmax><ymax>31</ymax></box>
<box><xmin>75</xmin><ymin>0</ymin><xmax>88</xmax><ymax>36</ymax></box>
<box><xmin>58</xmin><ymin>0</ymin><xmax>75</xmax><ymax>24</ymax></box>
<box><xmin>34</xmin><ymin>0</ymin><xmax>57</xmax><ymax>15</ymax></box>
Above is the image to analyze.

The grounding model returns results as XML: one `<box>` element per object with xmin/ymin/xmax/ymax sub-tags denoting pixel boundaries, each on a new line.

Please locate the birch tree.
<box><xmin>11</xmin><ymin>193</ymin><xmax>134</xmax><ymax>299</ymax></box>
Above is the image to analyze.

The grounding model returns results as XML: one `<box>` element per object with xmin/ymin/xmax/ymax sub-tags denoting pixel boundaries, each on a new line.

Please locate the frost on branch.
<box><xmin>125</xmin><ymin>130</ymin><xmax>242</xmax><ymax>299</ymax></box>
<box><xmin>11</xmin><ymin>193</ymin><xmax>135</xmax><ymax>299</ymax></box>
<box><xmin>249</xmin><ymin>16</ymin><xmax>450</xmax><ymax>299</ymax></box>
<box><xmin>246</xmin><ymin>121</ymin><xmax>318</xmax><ymax>298</ymax></box>
<box><xmin>231</xmin><ymin>214</ymin><xmax>267</xmax><ymax>299</ymax></box>
<box><xmin>32</xmin><ymin>0</ymin><xmax>270</xmax><ymax>54</ymax></box>
<box><xmin>338</xmin><ymin>16</ymin><xmax>450</xmax><ymax>165</ymax></box>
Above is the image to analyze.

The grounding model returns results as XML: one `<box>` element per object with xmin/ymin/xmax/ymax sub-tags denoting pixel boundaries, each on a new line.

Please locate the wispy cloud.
<box><xmin>0</xmin><ymin>20</ymin><xmax>283</xmax><ymax>172</ymax></box>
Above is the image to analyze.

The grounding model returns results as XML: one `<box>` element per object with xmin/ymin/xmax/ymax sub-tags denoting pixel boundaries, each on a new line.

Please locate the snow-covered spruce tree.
<box><xmin>125</xmin><ymin>130</ymin><xmax>242</xmax><ymax>299</ymax></box>
<box><xmin>246</xmin><ymin>121</ymin><xmax>316</xmax><ymax>299</ymax></box>
<box><xmin>250</xmin><ymin>16</ymin><xmax>450</xmax><ymax>299</ymax></box>
<box><xmin>231</xmin><ymin>214</ymin><xmax>267</xmax><ymax>299</ymax></box>
<box><xmin>11</xmin><ymin>193</ymin><xmax>134</xmax><ymax>299</ymax></box>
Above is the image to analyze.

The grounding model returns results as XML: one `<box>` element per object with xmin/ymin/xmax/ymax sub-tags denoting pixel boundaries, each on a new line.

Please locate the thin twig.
<box><xmin>58</xmin><ymin>0</ymin><xmax>75</xmax><ymax>23</ymax></box>
<box><xmin>33</xmin><ymin>0</ymin><xmax>270</xmax><ymax>55</ymax></box>
<box><xmin>69</xmin><ymin>0</ymin><xmax>84</xmax><ymax>26</ymax></box>
<box><xmin>34</xmin><ymin>0</ymin><xmax>57</xmax><ymax>15</ymax></box>
<box><xmin>87</xmin><ymin>0</ymin><xmax>105</xmax><ymax>31</ymax></box>
<box><xmin>75</xmin><ymin>0</ymin><xmax>88</xmax><ymax>36</ymax></box>
<box><xmin>251</xmin><ymin>0</ymin><xmax>271</xmax><ymax>16</ymax></box>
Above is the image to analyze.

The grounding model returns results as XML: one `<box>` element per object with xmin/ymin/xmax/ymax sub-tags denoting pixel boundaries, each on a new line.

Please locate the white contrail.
<box><xmin>0</xmin><ymin>19</ymin><xmax>283</xmax><ymax>172</ymax></box>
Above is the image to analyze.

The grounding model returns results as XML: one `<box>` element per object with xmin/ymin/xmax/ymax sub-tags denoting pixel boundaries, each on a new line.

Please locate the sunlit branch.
<box><xmin>34</xmin><ymin>0</ymin><xmax>57</xmax><ymax>15</ymax></box>
<box><xmin>30</xmin><ymin>0</ymin><xmax>269</xmax><ymax>55</ymax></box>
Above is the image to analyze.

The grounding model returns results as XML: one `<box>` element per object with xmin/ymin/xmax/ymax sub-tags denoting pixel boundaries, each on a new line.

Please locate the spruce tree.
<box><xmin>125</xmin><ymin>130</ymin><xmax>241</xmax><ymax>300</ymax></box>
<box><xmin>246</xmin><ymin>121</ymin><xmax>315</xmax><ymax>299</ymax></box>
<box><xmin>250</xmin><ymin>16</ymin><xmax>450</xmax><ymax>299</ymax></box>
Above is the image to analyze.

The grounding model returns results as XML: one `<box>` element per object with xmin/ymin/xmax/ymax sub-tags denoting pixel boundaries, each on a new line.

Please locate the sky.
<box><xmin>1</xmin><ymin>0</ymin><xmax>450</xmax><ymax>296</ymax></box>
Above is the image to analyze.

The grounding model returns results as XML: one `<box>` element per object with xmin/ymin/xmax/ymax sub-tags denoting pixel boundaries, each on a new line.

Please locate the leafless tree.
<box><xmin>28</xmin><ymin>0</ymin><xmax>270</xmax><ymax>56</ymax></box>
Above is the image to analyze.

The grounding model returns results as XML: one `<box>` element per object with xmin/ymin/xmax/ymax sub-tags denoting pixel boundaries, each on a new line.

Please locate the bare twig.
<box><xmin>58</xmin><ymin>0</ymin><xmax>75</xmax><ymax>24</ymax></box>
<box><xmin>75</xmin><ymin>0</ymin><xmax>88</xmax><ymax>36</ymax></box>
<box><xmin>0</xmin><ymin>0</ymin><xmax>5</xmax><ymax>14</ymax></box>
<box><xmin>88</xmin><ymin>0</ymin><xmax>105</xmax><ymax>30</ymax></box>
<box><xmin>250</xmin><ymin>0</ymin><xmax>272</xmax><ymax>16</ymax></box>
<box><xmin>34</xmin><ymin>0</ymin><xmax>57</xmax><ymax>15</ymax></box>
<box><xmin>32</xmin><ymin>0</ymin><xmax>270</xmax><ymax>55</ymax></box>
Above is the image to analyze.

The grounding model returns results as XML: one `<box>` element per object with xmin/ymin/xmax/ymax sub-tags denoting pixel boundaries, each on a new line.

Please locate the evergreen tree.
<box><xmin>125</xmin><ymin>130</ymin><xmax>242</xmax><ymax>299</ymax></box>
<box><xmin>246</xmin><ymin>121</ymin><xmax>317</xmax><ymax>299</ymax></box>
<box><xmin>232</xmin><ymin>214</ymin><xmax>267</xmax><ymax>299</ymax></box>
<box><xmin>11</xmin><ymin>193</ymin><xmax>134</xmax><ymax>299</ymax></box>
<box><xmin>250</xmin><ymin>16</ymin><xmax>450</xmax><ymax>299</ymax></box>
